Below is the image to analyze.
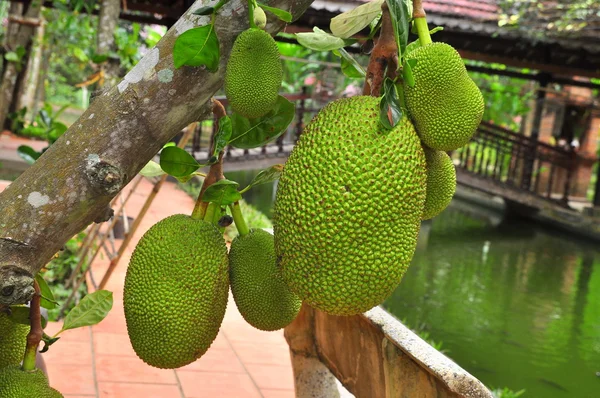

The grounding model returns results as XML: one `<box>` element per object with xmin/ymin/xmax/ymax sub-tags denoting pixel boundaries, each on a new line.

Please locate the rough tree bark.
<box><xmin>17</xmin><ymin>18</ymin><xmax>45</xmax><ymax>111</ymax></box>
<box><xmin>0</xmin><ymin>0</ymin><xmax>316</xmax><ymax>306</ymax></box>
<box><xmin>0</xmin><ymin>0</ymin><xmax>42</xmax><ymax>129</ymax></box>
<box><xmin>97</xmin><ymin>0</ymin><xmax>122</xmax><ymax>85</ymax></box>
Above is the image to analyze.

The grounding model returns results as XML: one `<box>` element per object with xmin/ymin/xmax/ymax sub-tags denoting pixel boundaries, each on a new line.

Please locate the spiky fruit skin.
<box><xmin>224</xmin><ymin>28</ymin><xmax>282</xmax><ymax>118</ymax></box>
<box><xmin>422</xmin><ymin>148</ymin><xmax>456</xmax><ymax>220</ymax></box>
<box><xmin>0</xmin><ymin>366</ymin><xmax>63</xmax><ymax>397</ymax></box>
<box><xmin>404</xmin><ymin>43</ymin><xmax>484</xmax><ymax>151</ymax></box>
<box><xmin>274</xmin><ymin>96</ymin><xmax>426</xmax><ymax>316</ymax></box>
<box><xmin>229</xmin><ymin>229</ymin><xmax>301</xmax><ymax>331</ymax></box>
<box><xmin>123</xmin><ymin>215</ymin><xmax>229</xmax><ymax>369</ymax></box>
<box><xmin>0</xmin><ymin>309</ymin><xmax>29</xmax><ymax>370</ymax></box>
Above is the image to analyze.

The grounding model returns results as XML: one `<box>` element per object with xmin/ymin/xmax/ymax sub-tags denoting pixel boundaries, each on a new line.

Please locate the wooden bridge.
<box><xmin>189</xmin><ymin>93</ymin><xmax>599</xmax><ymax>218</ymax></box>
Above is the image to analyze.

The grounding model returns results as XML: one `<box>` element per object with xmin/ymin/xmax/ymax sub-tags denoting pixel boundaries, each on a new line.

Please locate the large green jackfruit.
<box><xmin>123</xmin><ymin>214</ymin><xmax>229</xmax><ymax>369</ymax></box>
<box><xmin>0</xmin><ymin>366</ymin><xmax>63</xmax><ymax>398</ymax></box>
<box><xmin>229</xmin><ymin>229</ymin><xmax>301</xmax><ymax>331</ymax></box>
<box><xmin>422</xmin><ymin>147</ymin><xmax>456</xmax><ymax>220</ymax></box>
<box><xmin>404</xmin><ymin>43</ymin><xmax>484</xmax><ymax>151</ymax></box>
<box><xmin>0</xmin><ymin>309</ymin><xmax>29</xmax><ymax>370</ymax></box>
<box><xmin>224</xmin><ymin>28</ymin><xmax>283</xmax><ymax>118</ymax></box>
<box><xmin>274</xmin><ymin>96</ymin><xmax>426</xmax><ymax>316</ymax></box>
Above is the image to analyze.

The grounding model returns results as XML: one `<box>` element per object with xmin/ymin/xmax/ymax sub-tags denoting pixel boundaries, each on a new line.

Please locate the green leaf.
<box><xmin>72</xmin><ymin>47</ymin><xmax>89</xmax><ymax>62</ymax></box>
<box><xmin>159</xmin><ymin>146</ymin><xmax>201</xmax><ymax>177</ymax></box>
<box><xmin>335</xmin><ymin>48</ymin><xmax>365</xmax><ymax>78</ymax></box>
<box><xmin>4</xmin><ymin>52</ymin><xmax>19</xmax><ymax>62</ymax></box>
<box><xmin>229</xmin><ymin>96</ymin><xmax>295</xmax><ymax>149</ymax></box>
<box><xmin>91</xmin><ymin>54</ymin><xmax>109</xmax><ymax>64</ymax></box>
<box><xmin>257</xmin><ymin>3</ymin><xmax>292</xmax><ymax>22</ymax></box>
<box><xmin>330</xmin><ymin>0</ymin><xmax>384</xmax><ymax>39</ymax></box>
<box><xmin>213</xmin><ymin>116</ymin><xmax>232</xmax><ymax>158</ymax></box>
<box><xmin>35</xmin><ymin>274</ymin><xmax>58</xmax><ymax>310</ymax></box>
<box><xmin>296</xmin><ymin>27</ymin><xmax>345</xmax><ymax>51</ymax></box>
<box><xmin>192</xmin><ymin>6</ymin><xmax>214</xmax><ymax>15</ymax></box>
<box><xmin>386</xmin><ymin>0</ymin><xmax>411</xmax><ymax>58</ymax></box>
<box><xmin>173</xmin><ymin>24</ymin><xmax>220</xmax><ymax>71</ymax></box>
<box><xmin>139</xmin><ymin>160</ymin><xmax>166</xmax><ymax>177</ymax></box>
<box><xmin>62</xmin><ymin>290</ymin><xmax>113</xmax><ymax>331</ymax></box>
<box><xmin>17</xmin><ymin>145</ymin><xmax>41</xmax><ymax>165</ymax></box>
<box><xmin>403</xmin><ymin>59</ymin><xmax>416</xmax><ymax>87</ymax></box>
<box><xmin>202</xmin><ymin>180</ymin><xmax>242</xmax><ymax>206</ymax></box>
<box><xmin>15</xmin><ymin>46</ymin><xmax>26</xmax><ymax>59</ymax></box>
<box><xmin>241</xmin><ymin>165</ymin><xmax>283</xmax><ymax>193</ymax></box>
<box><xmin>379</xmin><ymin>77</ymin><xmax>402</xmax><ymax>129</ymax></box>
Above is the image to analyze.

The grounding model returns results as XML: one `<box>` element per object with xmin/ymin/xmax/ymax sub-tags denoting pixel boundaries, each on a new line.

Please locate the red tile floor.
<box><xmin>0</xmin><ymin>177</ymin><xmax>295</xmax><ymax>397</ymax></box>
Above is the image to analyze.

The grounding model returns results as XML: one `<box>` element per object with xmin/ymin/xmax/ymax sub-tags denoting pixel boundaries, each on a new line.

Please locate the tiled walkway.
<box><xmin>1</xmin><ymin>177</ymin><xmax>295</xmax><ymax>398</ymax></box>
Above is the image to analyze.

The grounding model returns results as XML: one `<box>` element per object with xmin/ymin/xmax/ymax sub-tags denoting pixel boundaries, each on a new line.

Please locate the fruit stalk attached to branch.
<box><xmin>412</xmin><ymin>0</ymin><xmax>432</xmax><ymax>45</ymax></box>
<box><xmin>22</xmin><ymin>281</ymin><xmax>41</xmax><ymax>372</ymax></box>
<box><xmin>363</xmin><ymin>1</ymin><xmax>398</xmax><ymax>97</ymax></box>
<box><xmin>192</xmin><ymin>99</ymin><xmax>227</xmax><ymax>220</ymax></box>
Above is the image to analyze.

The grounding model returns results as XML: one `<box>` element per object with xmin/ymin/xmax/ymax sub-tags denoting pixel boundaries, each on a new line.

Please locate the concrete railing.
<box><xmin>284</xmin><ymin>304</ymin><xmax>494</xmax><ymax>398</ymax></box>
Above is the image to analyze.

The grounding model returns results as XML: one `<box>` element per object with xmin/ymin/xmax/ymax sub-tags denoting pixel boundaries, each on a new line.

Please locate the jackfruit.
<box><xmin>229</xmin><ymin>229</ymin><xmax>301</xmax><ymax>331</ymax></box>
<box><xmin>404</xmin><ymin>42</ymin><xmax>484</xmax><ymax>151</ymax></box>
<box><xmin>224</xmin><ymin>28</ymin><xmax>283</xmax><ymax>118</ymax></box>
<box><xmin>422</xmin><ymin>147</ymin><xmax>456</xmax><ymax>220</ymax></box>
<box><xmin>0</xmin><ymin>366</ymin><xmax>63</xmax><ymax>398</ymax></box>
<box><xmin>123</xmin><ymin>214</ymin><xmax>229</xmax><ymax>369</ymax></box>
<box><xmin>253</xmin><ymin>7</ymin><xmax>267</xmax><ymax>29</ymax></box>
<box><xmin>0</xmin><ymin>309</ymin><xmax>29</xmax><ymax>369</ymax></box>
<box><xmin>274</xmin><ymin>96</ymin><xmax>426</xmax><ymax>316</ymax></box>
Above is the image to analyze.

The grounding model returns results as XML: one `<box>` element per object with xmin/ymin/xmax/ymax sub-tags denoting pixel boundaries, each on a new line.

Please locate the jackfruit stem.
<box><xmin>414</xmin><ymin>18</ymin><xmax>432</xmax><ymax>46</ymax></box>
<box><xmin>230</xmin><ymin>201</ymin><xmax>250</xmax><ymax>236</ymax></box>
<box><xmin>248</xmin><ymin>0</ymin><xmax>257</xmax><ymax>29</ymax></box>
<box><xmin>192</xmin><ymin>99</ymin><xmax>226</xmax><ymax>220</ymax></box>
<box><xmin>22</xmin><ymin>281</ymin><xmax>42</xmax><ymax>372</ymax></box>
<box><xmin>363</xmin><ymin>2</ymin><xmax>398</xmax><ymax>96</ymax></box>
<box><xmin>203</xmin><ymin>202</ymin><xmax>218</xmax><ymax>223</ymax></box>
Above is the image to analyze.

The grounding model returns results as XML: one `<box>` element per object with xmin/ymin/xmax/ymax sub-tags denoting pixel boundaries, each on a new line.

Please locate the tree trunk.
<box><xmin>0</xmin><ymin>1</ymin><xmax>42</xmax><ymax>129</ymax></box>
<box><xmin>0</xmin><ymin>0</ymin><xmax>315</xmax><ymax>306</ymax></box>
<box><xmin>17</xmin><ymin>18</ymin><xmax>45</xmax><ymax>112</ymax></box>
<box><xmin>97</xmin><ymin>0</ymin><xmax>121</xmax><ymax>85</ymax></box>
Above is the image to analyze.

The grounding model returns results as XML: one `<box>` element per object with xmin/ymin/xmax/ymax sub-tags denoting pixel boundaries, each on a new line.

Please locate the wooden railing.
<box><xmin>284</xmin><ymin>304</ymin><xmax>494</xmax><ymax>398</ymax></box>
<box><xmin>453</xmin><ymin>121</ymin><xmax>576</xmax><ymax>206</ymax></box>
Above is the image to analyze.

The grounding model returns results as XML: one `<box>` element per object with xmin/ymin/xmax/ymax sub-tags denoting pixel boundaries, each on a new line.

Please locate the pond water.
<box><xmin>227</xmin><ymin>168</ymin><xmax>600</xmax><ymax>397</ymax></box>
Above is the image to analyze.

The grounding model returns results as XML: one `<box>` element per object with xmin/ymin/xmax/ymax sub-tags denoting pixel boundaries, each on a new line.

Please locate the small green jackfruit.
<box><xmin>224</xmin><ymin>28</ymin><xmax>283</xmax><ymax>118</ymax></box>
<box><xmin>404</xmin><ymin>42</ymin><xmax>484</xmax><ymax>151</ymax></box>
<box><xmin>0</xmin><ymin>366</ymin><xmax>63</xmax><ymax>398</ymax></box>
<box><xmin>0</xmin><ymin>309</ymin><xmax>29</xmax><ymax>370</ymax></box>
<box><xmin>253</xmin><ymin>7</ymin><xmax>267</xmax><ymax>29</ymax></box>
<box><xmin>229</xmin><ymin>229</ymin><xmax>301</xmax><ymax>331</ymax></box>
<box><xmin>422</xmin><ymin>147</ymin><xmax>456</xmax><ymax>220</ymax></box>
<box><xmin>123</xmin><ymin>214</ymin><xmax>229</xmax><ymax>369</ymax></box>
<box><xmin>274</xmin><ymin>96</ymin><xmax>426</xmax><ymax>316</ymax></box>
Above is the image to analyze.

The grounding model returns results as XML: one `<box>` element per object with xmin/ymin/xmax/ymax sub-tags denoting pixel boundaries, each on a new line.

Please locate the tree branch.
<box><xmin>363</xmin><ymin>2</ymin><xmax>398</xmax><ymax>96</ymax></box>
<box><xmin>0</xmin><ymin>0</ymin><xmax>316</xmax><ymax>305</ymax></box>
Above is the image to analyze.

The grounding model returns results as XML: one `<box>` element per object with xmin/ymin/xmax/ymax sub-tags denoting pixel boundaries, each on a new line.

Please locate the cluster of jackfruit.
<box><xmin>123</xmin><ymin>214</ymin><xmax>300</xmax><ymax>369</ymax></box>
<box><xmin>273</xmin><ymin>41</ymin><xmax>484</xmax><ymax>316</ymax></box>
<box><xmin>224</xmin><ymin>15</ymin><xmax>283</xmax><ymax>118</ymax></box>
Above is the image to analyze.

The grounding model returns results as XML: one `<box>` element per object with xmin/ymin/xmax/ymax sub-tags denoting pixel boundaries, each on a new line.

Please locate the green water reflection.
<box><xmin>228</xmin><ymin>168</ymin><xmax>600</xmax><ymax>397</ymax></box>
<box><xmin>384</xmin><ymin>205</ymin><xmax>600</xmax><ymax>397</ymax></box>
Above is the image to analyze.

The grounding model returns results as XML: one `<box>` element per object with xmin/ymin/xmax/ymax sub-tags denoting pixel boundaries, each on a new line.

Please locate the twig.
<box><xmin>22</xmin><ymin>281</ymin><xmax>41</xmax><ymax>371</ymax></box>
<box><xmin>412</xmin><ymin>0</ymin><xmax>426</xmax><ymax>18</ymax></box>
<box><xmin>363</xmin><ymin>2</ymin><xmax>398</xmax><ymax>96</ymax></box>
<box><xmin>191</xmin><ymin>99</ymin><xmax>226</xmax><ymax>220</ymax></box>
